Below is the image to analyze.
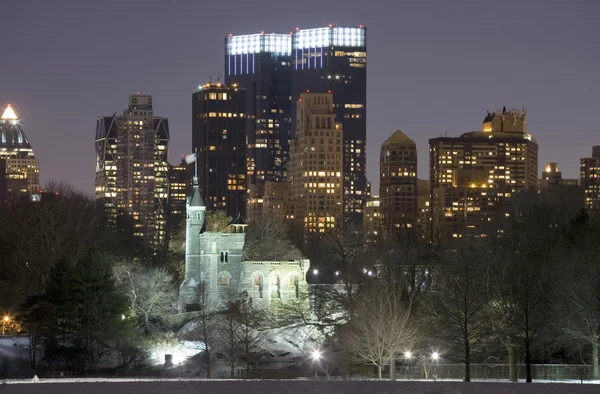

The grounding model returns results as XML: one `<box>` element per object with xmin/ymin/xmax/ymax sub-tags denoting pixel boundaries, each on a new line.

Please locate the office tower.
<box><xmin>168</xmin><ymin>158</ymin><xmax>188</xmax><ymax>228</ymax></box>
<box><xmin>581</xmin><ymin>146</ymin><xmax>600</xmax><ymax>211</ymax></box>
<box><xmin>416</xmin><ymin>179</ymin><xmax>430</xmax><ymax>239</ymax></box>
<box><xmin>539</xmin><ymin>162</ymin><xmax>578</xmax><ymax>190</ymax></box>
<box><xmin>429</xmin><ymin>107</ymin><xmax>538</xmax><ymax>238</ymax></box>
<box><xmin>0</xmin><ymin>105</ymin><xmax>40</xmax><ymax>200</ymax></box>
<box><xmin>95</xmin><ymin>94</ymin><xmax>170</xmax><ymax>250</ymax></box>
<box><xmin>224</xmin><ymin>33</ymin><xmax>292</xmax><ymax>190</ymax></box>
<box><xmin>432</xmin><ymin>166</ymin><xmax>513</xmax><ymax>239</ymax></box>
<box><xmin>363</xmin><ymin>195</ymin><xmax>380</xmax><ymax>243</ymax></box>
<box><xmin>291</xmin><ymin>26</ymin><xmax>367</xmax><ymax>223</ymax></box>
<box><xmin>192</xmin><ymin>81</ymin><xmax>247</xmax><ymax>219</ymax></box>
<box><xmin>379</xmin><ymin>130</ymin><xmax>417</xmax><ymax>234</ymax></box>
<box><xmin>289</xmin><ymin>92</ymin><xmax>343</xmax><ymax>233</ymax></box>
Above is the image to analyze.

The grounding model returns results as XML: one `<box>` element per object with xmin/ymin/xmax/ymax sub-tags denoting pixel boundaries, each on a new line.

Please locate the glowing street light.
<box><xmin>311</xmin><ymin>350</ymin><xmax>322</xmax><ymax>378</ymax></box>
<box><xmin>432</xmin><ymin>352</ymin><xmax>439</xmax><ymax>381</ymax></box>
<box><xmin>312</xmin><ymin>269</ymin><xmax>318</xmax><ymax>285</ymax></box>
<box><xmin>2</xmin><ymin>315</ymin><xmax>10</xmax><ymax>336</ymax></box>
<box><xmin>404</xmin><ymin>351</ymin><xmax>412</xmax><ymax>379</ymax></box>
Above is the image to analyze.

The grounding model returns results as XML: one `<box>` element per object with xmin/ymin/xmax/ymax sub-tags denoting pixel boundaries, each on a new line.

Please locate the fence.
<box><xmin>391</xmin><ymin>363</ymin><xmax>593</xmax><ymax>381</ymax></box>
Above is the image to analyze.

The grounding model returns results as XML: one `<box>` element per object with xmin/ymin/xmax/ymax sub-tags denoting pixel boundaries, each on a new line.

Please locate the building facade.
<box><xmin>363</xmin><ymin>195</ymin><xmax>380</xmax><ymax>243</ymax></box>
<box><xmin>192</xmin><ymin>81</ymin><xmax>247</xmax><ymax>219</ymax></box>
<box><xmin>95</xmin><ymin>94</ymin><xmax>170</xmax><ymax>249</ymax></box>
<box><xmin>0</xmin><ymin>105</ymin><xmax>40</xmax><ymax>203</ymax></box>
<box><xmin>178</xmin><ymin>178</ymin><xmax>309</xmax><ymax>311</ymax></box>
<box><xmin>581</xmin><ymin>146</ymin><xmax>600</xmax><ymax>212</ymax></box>
<box><xmin>224</xmin><ymin>33</ymin><xmax>292</xmax><ymax>194</ymax></box>
<box><xmin>288</xmin><ymin>92</ymin><xmax>343</xmax><ymax>233</ymax></box>
<box><xmin>290</xmin><ymin>26</ymin><xmax>367</xmax><ymax>224</ymax></box>
<box><xmin>168</xmin><ymin>158</ymin><xmax>188</xmax><ymax>228</ymax></box>
<box><xmin>429</xmin><ymin>107</ymin><xmax>538</xmax><ymax>238</ymax></box>
<box><xmin>379</xmin><ymin>130</ymin><xmax>417</xmax><ymax>234</ymax></box>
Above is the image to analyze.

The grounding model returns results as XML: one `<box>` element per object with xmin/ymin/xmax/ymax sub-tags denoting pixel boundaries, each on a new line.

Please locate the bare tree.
<box><xmin>189</xmin><ymin>282</ymin><xmax>219</xmax><ymax>379</ymax></box>
<box><xmin>114</xmin><ymin>264</ymin><xmax>177</xmax><ymax>333</ymax></box>
<box><xmin>554</xmin><ymin>214</ymin><xmax>600</xmax><ymax>378</ymax></box>
<box><xmin>205</xmin><ymin>210</ymin><xmax>233</xmax><ymax>233</ymax></box>
<box><xmin>243</xmin><ymin>214</ymin><xmax>303</xmax><ymax>261</ymax></box>
<box><xmin>488</xmin><ymin>196</ymin><xmax>566</xmax><ymax>383</ymax></box>
<box><xmin>426</xmin><ymin>239</ymin><xmax>491</xmax><ymax>382</ymax></box>
<box><xmin>340</xmin><ymin>279</ymin><xmax>419</xmax><ymax>379</ymax></box>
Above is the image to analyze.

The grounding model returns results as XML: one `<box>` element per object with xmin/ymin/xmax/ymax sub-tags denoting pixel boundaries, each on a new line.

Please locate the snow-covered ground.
<box><xmin>1</xmin><ymin>380</ymin><xmax>600</xmax><ymax>394</ymax></box>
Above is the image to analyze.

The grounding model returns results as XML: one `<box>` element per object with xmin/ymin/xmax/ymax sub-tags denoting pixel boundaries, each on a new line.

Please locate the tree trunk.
<box><xmin>525</xmin><ymin>340</ymin><xmax>532</xmax><ymax>383</ymax></box>
<box><xmin>464</xmin><ymin>337</ymin><xmax>471</xmax><ymax>382</ymax></box>
<box><xmin>593</xmin><ymin>341</ymin><xmax>599</xmax><ymax>379</ymax></box>
<box><xmin>377</xmin><ymin>365</ymin><xmax>382</xmax><ymax>380</ymax></box>
<box><xmin>390</xmin><ymin>359</ymin><xmax>396</xmax><ymax>381</ymax></box>
<box><xmin>508</xmin><ymin>345</ymin><xmax>517</xmax><ymax>383</ymax></box>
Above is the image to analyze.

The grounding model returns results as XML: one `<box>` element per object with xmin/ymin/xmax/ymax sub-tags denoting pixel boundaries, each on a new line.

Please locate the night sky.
<box><xmin>1</xmin><ymin>0</ymin><xmax>598</xmax><ymax>195</ymax></box>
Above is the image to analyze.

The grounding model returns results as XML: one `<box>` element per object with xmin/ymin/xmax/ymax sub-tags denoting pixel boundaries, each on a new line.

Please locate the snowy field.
<box><xmin>2</xmin><ymin>380</ymin><xmax>600</xmax><ymax>394</ymax></box>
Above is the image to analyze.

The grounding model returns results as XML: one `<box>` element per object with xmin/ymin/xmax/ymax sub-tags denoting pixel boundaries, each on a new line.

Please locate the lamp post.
<box><xmin>432</xmin><ymin>352</ymin><xmax>439</xmax><ymax>381</ymax></box>
<box><xmin>311</xmin><ymin>350</ymin><xmax>321</xmax><ymax>378</ymax></box>
<box><xmin>404</xmin><ymin>351</ymin><xmax>412</xmax><ymax>380</ymax></box>
<box><xmin>312</xmin><ymin>268</ymin><xmax>318</xmax><ymax>285</ymax></box>
<box><xmin>2</xmin><ymin>316</ymin><xmax>10</xmax><ymax>336</ymax></box>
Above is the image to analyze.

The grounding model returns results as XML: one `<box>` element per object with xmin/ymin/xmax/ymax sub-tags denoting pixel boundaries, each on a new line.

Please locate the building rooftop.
<box><xmin>382</xmin><ymin>130</ymin><xmax>415</xmax><ymax>146</ymax></box>
<box><xmin>0</xmin><ymin>105</ymin><xmax>34</xmax><ymax>152</ymax></box>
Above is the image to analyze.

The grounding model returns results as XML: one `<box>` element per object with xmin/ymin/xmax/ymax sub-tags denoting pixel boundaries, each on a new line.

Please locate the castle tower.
<box><xmin>178</xmin><ymin>174</ymin><xmax>206</xmax><ymax>310</ymax></box>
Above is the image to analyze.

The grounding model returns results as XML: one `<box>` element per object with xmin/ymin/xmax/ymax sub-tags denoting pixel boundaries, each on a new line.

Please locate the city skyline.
<box><xmin>1</xmin><ymin>0</ymin><xmax>599</xmax><ymax>194</ymax></box>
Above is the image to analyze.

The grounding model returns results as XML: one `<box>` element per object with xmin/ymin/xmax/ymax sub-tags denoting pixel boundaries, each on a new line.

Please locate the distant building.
<box><xmin>95</xmin><ymin>94</ymin><xmax>170</xmax><ymax>250</ymax></box>
<box><xmin>379</xmin><ymin>130</ymin><xmax>417</xmax><ymax>235</ymax></box>
<box><xmin>539</xmin><ymin>162</ymin><xmax>578</xmax><ymax>190</ymax></box>
<box><xmin>363</xmin><ymin>196</ymin><xmax>380</xmax><ymax>243</ymax></box>
<box><xmin>580</xmin><ymin>146</ymin><xmax>600</xmax><ymax>212</ymax></box>
<box><xmin>288</xmin><ymin>92</ymin><xmax>343</xmax><ymax>233</ymax></box>
<box><xmin>178</xmin><ymin>176</ymin><xmax>309</xmax><ymax>311</ymax></box>
<box><xmin>416</xmin><ymin>179</ymin><xmax>430</xmax><ymax>239</ymax></box>
<box><xmin>192</xmin><ymin>81</ymin><xmax>247</xmax><ymax>219</ymax></box>
<box><xmin>429</xmin><ymin>107</ymin><xmax>538</xmax><ymax>238</ymax></box>
<box><xmin>432</xmin><ymin>166</ymin><xmax>513</xmax><ymax>239</ymax></box>
<box><xmin>291</xmin><ymin>26</ymin><xmax>367</xmax><ymax>224</ymax></box>
<box><xmin>225</xmin><ymin>33</ymin><xmax>292</xmax><ymax>214</ymax></box>
<box><xmin>0</xmin><ymin>105</ymin><xmax>40</xmax><ymax>203</ymax></box>
<box><xmin>168</xmin><ymin>159</ymin><xmax>188</xmax><ymax>228</ymax></box>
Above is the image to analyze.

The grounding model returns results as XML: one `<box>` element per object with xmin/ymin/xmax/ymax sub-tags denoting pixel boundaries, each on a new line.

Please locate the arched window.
<box><xmin>288</xmin><ymin>274</ymin><xmax>299</xmax><ymax>287</ymax></box>
<box><xmin>271</xmin><ymin>274</ymin><xmax>280</xmax><ymax>286</ymax></box>
<box><xmin>225</xmin><ymin>252</ymin><xmax>228</xmax><ymax>262</ymax></box>
<box><xmin>253</xmin><ymin>273</ymin><xmax>263</xmax><ymax>286</ymax></box>
<box><xmin>220</xmin><ymin>252</ymin><xmax>224</xmax><ymax>262</ymax></box>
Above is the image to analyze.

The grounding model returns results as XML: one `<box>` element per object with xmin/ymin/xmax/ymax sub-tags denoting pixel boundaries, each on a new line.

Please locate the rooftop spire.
<box><xmin>1</xmin><ymin>105</ymin><xmax>17</xmax><ymax>120</ymax></box>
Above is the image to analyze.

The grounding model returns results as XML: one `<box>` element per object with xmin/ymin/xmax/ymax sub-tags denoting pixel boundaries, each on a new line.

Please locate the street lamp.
<box><xmin>432</xmin><ymin>352</ymin><xmax>439</xmax><ymax>381</ymax></box>
<box><xmin>2</xmin><ymin>315</ymin><xmax>10</xmax><ymax>336</ymax></box>
<box><xmin>311</xmin><ymin>349</ymin><xmax>321</xmax><ymax>378</ymax></box>
<box><xmin>404</xmin><ymin>351</ymin><xmax>412</xmax><ymax>379</ymax></box>
<box><xmin>312</xmin><ymin>269</ymin><xmax>318</xmax><ymax>285</ymax></box>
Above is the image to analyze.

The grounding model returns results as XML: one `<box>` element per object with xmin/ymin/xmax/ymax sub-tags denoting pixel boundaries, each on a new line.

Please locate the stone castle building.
<box><xmin>178</xmin><ymin>177</ymin><xmax>309</xmax><ymax>311</ymax></box>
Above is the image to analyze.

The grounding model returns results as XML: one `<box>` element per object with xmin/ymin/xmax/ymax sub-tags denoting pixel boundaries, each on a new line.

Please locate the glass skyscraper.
<box><xmin>225</xmin><ymin>33</ymin><xmax>292</xmax><ymax>192</ymax></box>
<box><xmin>291</xmin><ymin>26</ymin><xmax>367</xmax><ymax>223</ymax></box>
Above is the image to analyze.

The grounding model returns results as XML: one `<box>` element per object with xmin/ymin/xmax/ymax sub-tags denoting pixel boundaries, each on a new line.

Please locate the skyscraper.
<box><xmin>168</xmin><ymin>158</ymin><xmax>188</xmax><ymax>228</ymax></box>
<box><xmin>291</xmin><ymin>26</ymin><xmax>367</xmax><ymax>223</ymax></box>
<box><xmin>379</xmin><ymin>130</ymin><xmax>417</xmax><ymax>234</ymax></box>
<box><xmin>289</xmin><ymin>92</ymin><xmax>343</xmax><ymax>233</ymax></box>
<box><xmin>95</xmin><ymin>94</ymin><xmax>170</xmax><ymax>250</ymax></box>
<box><xmin>363</xmin><ymin>195</ymin><xmax>380</xmax><ymax>243</ymax></box>
<box><xmin>0</xmin><ymin>105</ymin><xmax>40</xmax><ymax>201</ymax></box>
<box><xmin>224</xmin><ymin>33</ymin><xmax>292</xmax><ymax>187</ymax></box>
<box><xmin>580</xmin><ymin>146</ymin><xmax>600</xmax><ymax>212</ymax></box>
<box><xmin>429</xmin><ymin>107</ymin><xmax>538</xmax><ymax>238</ymax></box>
<box><xmin>192</xmin><ymin>81</ymin><xmax>247</xmax><ymax>218</ymax></box>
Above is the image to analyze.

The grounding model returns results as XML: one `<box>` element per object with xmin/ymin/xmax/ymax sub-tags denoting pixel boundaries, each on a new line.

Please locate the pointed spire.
<box><xmin>1</xmin><ymin>105</ymin><xmax>17</xmax><ymax>120</ymax></box>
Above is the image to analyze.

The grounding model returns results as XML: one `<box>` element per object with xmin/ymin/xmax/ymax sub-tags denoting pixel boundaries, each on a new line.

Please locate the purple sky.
<box><xmin>1</xmin><ymin>0</ymin><xmax>598</xmax><ymax>195</ymax></box>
